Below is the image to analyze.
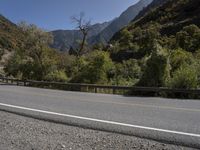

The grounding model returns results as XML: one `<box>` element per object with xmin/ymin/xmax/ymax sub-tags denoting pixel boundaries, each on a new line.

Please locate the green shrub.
<box><xmin>70</xmin><ymin>51</ymin><xmax>114</xmax><ymax>84</ymax></box>
<box><xmin>44</xmin><ymin>70</ymin><xmax>68</xmax><ymax>82</ymax></box>
<box><xmin>169</xmin><ymin>66</ymin><xmax>198</xmax><ymax>89</ymax></box>
<box><xmin>112</xmin><ymin>59</ymin><xmax>141</xmax><ymax>86</ymax></box>
<box><xmin>170</xmin><ymin>48</ymin><xmax>194</xmax><ymax>72</ymax></box>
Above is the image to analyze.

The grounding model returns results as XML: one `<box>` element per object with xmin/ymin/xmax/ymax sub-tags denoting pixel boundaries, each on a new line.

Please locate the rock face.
<box><xmin>51</xmin><ymin>0</ymin><xmax>153</xmax><ymax>51</ymax></box>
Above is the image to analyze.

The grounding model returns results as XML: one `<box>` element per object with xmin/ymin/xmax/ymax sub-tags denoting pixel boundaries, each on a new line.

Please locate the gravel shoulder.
<box><xmin>0</xmin><ymin>111</ymin><xmax>196</xmax><ymax>150</ymax></box>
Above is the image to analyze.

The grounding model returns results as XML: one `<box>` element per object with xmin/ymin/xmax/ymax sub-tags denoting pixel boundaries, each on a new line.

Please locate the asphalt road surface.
<box><xmin>0</xmin><ymin>85</ymin><xmax>200</xmax><ymax>148</ymax></box>
<box><xmin>1</xmin><ymin>111</ymin><xmax>193</xmax><ymax>150</ymax></box>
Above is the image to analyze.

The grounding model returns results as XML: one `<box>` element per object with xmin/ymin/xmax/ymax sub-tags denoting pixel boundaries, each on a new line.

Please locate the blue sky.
<box><xmin>0</xmin><ymin>0</ymin><xmax>139</xmax><ymax>31</ymax></box>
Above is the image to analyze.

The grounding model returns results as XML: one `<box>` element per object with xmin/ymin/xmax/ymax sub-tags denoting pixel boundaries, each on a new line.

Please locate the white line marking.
<box><xmin>0</xmin><ymin>102</ymin><xmax>200</xmax><ymax>138</ymax></box>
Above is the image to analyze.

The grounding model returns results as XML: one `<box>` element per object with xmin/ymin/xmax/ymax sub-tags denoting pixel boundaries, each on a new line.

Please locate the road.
<box><xmin>0</xmin><ymin>85</ymin><xmax>200</xmax><ymax>148</ymax></box>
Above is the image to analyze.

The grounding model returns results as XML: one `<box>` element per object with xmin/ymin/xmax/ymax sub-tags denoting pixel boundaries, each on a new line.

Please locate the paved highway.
<box><xmin>0</xmin><ymin>85</ymin><xmax>200</xmax><ymax>148</ymax></box>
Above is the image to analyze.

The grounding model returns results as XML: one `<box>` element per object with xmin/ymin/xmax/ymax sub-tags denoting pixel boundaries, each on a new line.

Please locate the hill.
<box><xmin>107</xmin><ymin>0</ymin><xmax>200</xmax><ymax>88</ymax></box>
<box><xmin>0</xmin><ymin>15</ymin><xmax>24</xmax><ymax>66</ymax></box>
<box><xmin>134</xmin><ymin>0</ymin><xmax>200</xmax><ymax>35</ymax></box>
<box><xmin>110</xmin><ymin>0</ymin><xmax>200</xmax><ymax>61</ymax></box>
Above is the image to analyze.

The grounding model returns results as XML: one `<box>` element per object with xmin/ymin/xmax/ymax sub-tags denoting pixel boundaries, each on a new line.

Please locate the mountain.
<box><xmin>133</xmin><ymin>0</ymin><xmax>200</xmax><ymax>35</ymax></box>
<box><xmin>0</xmin><ymin>15</ymin><xmax>24</xmax><ymax>51</ymax></box>
<box><xmin>0</xmin><ymin>14</ymin><xmax>24</xmax><ymax>66</ymax></box>
<box><xmin>134</xmin><ymin>0</ymin><xmax>167</xmax><ymax>21</ymax></box>
<box><xmin>51</xmin><ymin>0</ymin><xmax>153</xmax><ymax>51</ymax></box>
<box><xmin>89</xmin><ymin>0</ymin><xmax>153</xmax><ymax>45</ymax></box>
<box><xmin>51</xmin><ymin>22</ymin><xmax>110</xmax><ymax>51</ymax></box>
<box><xmin>110</xmin><ymin>0</ymin><xmax>200</xmax><ymax>61</ymax></box>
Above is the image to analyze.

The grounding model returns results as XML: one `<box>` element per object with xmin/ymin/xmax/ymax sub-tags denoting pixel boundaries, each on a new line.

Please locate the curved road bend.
<box><xmin>0</xmin><ymin>85</ymin><xmax>200</xmax><ymax>148</ymax></box>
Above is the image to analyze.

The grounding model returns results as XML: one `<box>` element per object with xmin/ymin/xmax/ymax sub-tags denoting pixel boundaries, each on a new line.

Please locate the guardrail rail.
<box><xmin>0</xmin><ymin>77</ymin><xmax>200</xmax><ymax>98</ymax></box>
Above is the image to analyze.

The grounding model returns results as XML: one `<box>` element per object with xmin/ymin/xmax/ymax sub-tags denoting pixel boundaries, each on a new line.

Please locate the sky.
<box><xmin>0</xmin><ymin>0</ymin><xmax>139</xmax><ymax>31</ymax></box>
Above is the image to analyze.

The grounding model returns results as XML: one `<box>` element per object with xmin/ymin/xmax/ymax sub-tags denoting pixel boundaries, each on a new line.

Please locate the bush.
<box><xmin>170</xmin><ymin>48</ymin><xmax>194</xmax><ymax>72</ymax></box>
<box><xmin>4</xmin><ymin>52</ymin><xmax>22</xmax><ymax>77</ymax></box>
<box><xmin>168</xmin><ymin>65</ymin><xmax>198</xmax><ymax>89</ymax></box>
<box><xmin>112</xmin><ymin>59</ymin><xmax>141</xmax><ymax>86</ymax></box>
<box><xmin>70</xmin><ymin>51</ymin><xmax>114</xmax><ymax>84</ymax></box>
<box><xmin>44</xmin><ymin>70</ymin><xmax>68</xmax><ymax>82</ymax></box>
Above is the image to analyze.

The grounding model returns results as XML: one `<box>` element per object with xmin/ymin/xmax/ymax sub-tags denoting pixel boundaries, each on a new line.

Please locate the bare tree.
<box><xmin>71</xmin><ymin>12</ymin><xmax>91</xmax><ymax>56</ymax></box>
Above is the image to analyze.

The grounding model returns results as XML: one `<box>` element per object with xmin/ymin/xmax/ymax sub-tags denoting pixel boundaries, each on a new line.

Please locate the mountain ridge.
<box><xmin>51</xmin><ymin>0</ymin><xmax>153</xmax><ymax>52</ymax></box>
<box><xmin>51</xmin><ymin>21</ymin><xmax>110</xmax><ymax>51</ymax></box>
<box><xmin>89</xmin><ymin>0</ymin><xmax>153</xmax><ymax>45</ymax></box>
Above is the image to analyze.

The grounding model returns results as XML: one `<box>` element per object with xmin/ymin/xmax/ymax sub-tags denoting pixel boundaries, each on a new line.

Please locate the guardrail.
<box><xmin>0</xmin><ymin>77</ymin><xmax>200</xmax><ymax>97</ymax></box>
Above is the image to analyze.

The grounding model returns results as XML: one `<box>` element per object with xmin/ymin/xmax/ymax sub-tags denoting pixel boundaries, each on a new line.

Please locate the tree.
<box><xmin>5</xmin><ymin>22</ymin><xmax>62</xmax><ymax>80</ymax></box>
<box><xmin>71</xmin><ymin>12</ymin><xmax>91</xmax><ymax>56</ymax></box>
<box><xmin>176</xmin><ymin>25</ymin><xmax>200</xmax><ymax>52</ymax></box>
<box><xmin>0</xmin><ymin>48</ymin><xmax>3</xmax><ymax>60</ymax></box>
<box><xmin>138</xmin><ymin>42</ymin><xmax>170</xmax><ymax>87</ymax></box>
<box><xmin>119</xmin><ymin>28</ymin><xmax>133</xmax><ymax>50</ymax></box>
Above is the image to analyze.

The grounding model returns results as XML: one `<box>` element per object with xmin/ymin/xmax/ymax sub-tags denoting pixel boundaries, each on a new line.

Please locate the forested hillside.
<box><xmin>109</xmin><ymin>0</ymin><xmax>200</xmax><ymax>88</ymax></box>
<box><xmin>0</xmin><ymin>15</ymin><xmax>25</xmax><ymax>64</ymax></box>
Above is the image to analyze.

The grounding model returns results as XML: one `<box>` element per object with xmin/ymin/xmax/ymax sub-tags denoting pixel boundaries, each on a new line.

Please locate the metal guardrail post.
<box><xmin>113</xmin><ymin>88</ymin><xmax>116</xmax><ymax>94</ymax></box>
<box><xmin>95</xmin><ymin>87</ymin><xmax>97</xmax><ymax>93</ymax></box>
<box><xmin>86</xmin><ymin>86</ymin><xmax>88</xmax><ymax>92</ymax></box>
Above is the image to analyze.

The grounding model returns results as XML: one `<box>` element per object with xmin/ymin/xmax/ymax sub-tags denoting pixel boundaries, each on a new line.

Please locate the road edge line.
<box><xmin>0</xmin><ymin>102</ymin><xmax>199</xmax><ymax>149</ymax></box>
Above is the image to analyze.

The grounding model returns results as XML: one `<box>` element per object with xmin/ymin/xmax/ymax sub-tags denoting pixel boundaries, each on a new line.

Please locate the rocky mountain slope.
<box><xmin>89</xmin><ymin>0</ymin><xmax>153</xmax><ymax>45</ymax></box>
<box><xmin>51</xmin><ymin>0</ymin><xmax>153</xmax><ymax>51</ymax></box>
<box><xmin>51</xmin><ymin>21</ymin><xmax>110</xmax><ymax>51</ymax></box>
